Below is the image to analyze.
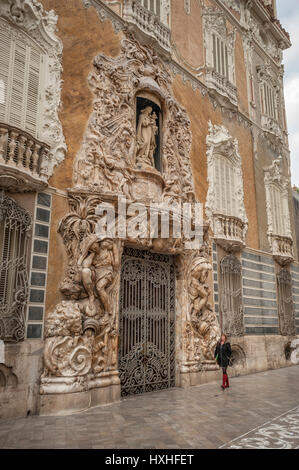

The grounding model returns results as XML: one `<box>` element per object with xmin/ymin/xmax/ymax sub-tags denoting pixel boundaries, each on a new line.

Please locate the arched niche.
<box><xmin>135</xmin><ymin>90</ymin><xmax>164</xmax><ymax>172</ymax></box>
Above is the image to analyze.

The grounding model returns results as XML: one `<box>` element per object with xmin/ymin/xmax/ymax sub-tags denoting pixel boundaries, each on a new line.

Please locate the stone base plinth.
<box><xmin>38</xmin><ymin>373</ymin><xmax>121</xmax><ymax>416</ymax></box>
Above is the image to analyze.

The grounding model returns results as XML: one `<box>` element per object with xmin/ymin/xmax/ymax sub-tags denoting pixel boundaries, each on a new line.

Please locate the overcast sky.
<box><xmin>277</xmin><ymin>0</ymin><xmax>299</xmax><ymax>186</ymax></box>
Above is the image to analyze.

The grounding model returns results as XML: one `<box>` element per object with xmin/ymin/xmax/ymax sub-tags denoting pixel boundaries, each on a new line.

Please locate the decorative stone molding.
<box><xmin>277</xmin><ymin>268</ymin><xmax>296</xmax><ymax>336</ymax></box>
<box><xmin>0</xmin><ymin>1</ymin><xmax>67</xmax><ymax>180</ymax></box>
<box><xmin>40</xmin><ymin>37</ymin><xmax>220</xmax><ymax>403</ymax></box>
<box><xmin>184</xmin><ymin>0</ymin><xmax>191</xmax><ymax>15</ymax></box>
<box><xmin>264</xmin><ymin>158</ymin><xmax>293</xmax><ymax>265</ymax></box>
<box><xmin>221</xmin><ymin>0</ymin><xmax>240</xmax><ymax>13</ymax></box>
<box><xmin>73</xmin><ymin>35</ymin><xmax>195</xmax><ymax>204</ymax></box>
<box><xmin>206</xmin><ymin>122</ymin><xmax>248</xmax><ymax>252</ymax></box>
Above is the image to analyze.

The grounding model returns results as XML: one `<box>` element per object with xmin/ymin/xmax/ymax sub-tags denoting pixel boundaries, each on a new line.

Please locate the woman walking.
<box><xmin>214</xmin><ymin>333</ymin><xmax>232</xmax><ymax>390</ymax></box>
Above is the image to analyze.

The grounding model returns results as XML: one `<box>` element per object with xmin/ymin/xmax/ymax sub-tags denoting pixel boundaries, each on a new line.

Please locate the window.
<box><xmin>220</xmin><ymin>254</ymin><xmax>244</xmax><ymax>336</ymax></box>
<box><xmin>140</xmin><ymin>0</ymin><xmax>161</xmax><ymax>19</ymax></box>
<box><xmin>0</xmin><ymin>193</ymin><xmax>32</xmax><ymax>342</ymax></box>
<box><xmin>212</xmin><ymin>34</ymin><xmax>229</xmax><ymax>80</ymax></box>
<box><xmin>214</xmin><ymin>155</ymin><xmax>238</xmax><ymax>217</ymax></box>
<box><xmin>264</xmin><ymin>159</ymin><xmax>291</xmax><ymax>239</ymax></box>
<box><xmin>260</xmin><ymin>81</ymin><xmax>278</xmax><ymax>120</ymax></box>
<box><xmin>0</xmin><ymin>19</ymin><xmax>44</xmax><ymax>139</ymax></box>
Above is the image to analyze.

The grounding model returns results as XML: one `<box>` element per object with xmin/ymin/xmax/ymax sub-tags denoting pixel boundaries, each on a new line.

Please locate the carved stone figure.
<box><xmin>78</xmin><ymin>235</ymin><xmax>121</xmax><ymax>317</ymax></box>
<box><xmin>135</xmin><ymin>107</ymin><xmax>158</xmax><ymax>170</ymax></box>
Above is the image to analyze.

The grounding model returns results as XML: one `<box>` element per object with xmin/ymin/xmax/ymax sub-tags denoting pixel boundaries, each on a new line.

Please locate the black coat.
<box><xmin>214</xmin><ymin>341</ymin><xmax>232</xmax><ymax>368</ymax></box>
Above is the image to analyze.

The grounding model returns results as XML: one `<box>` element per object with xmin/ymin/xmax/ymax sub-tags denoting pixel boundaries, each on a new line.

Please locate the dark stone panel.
<box><xmin>214</xmin><ymin>294</ymin><xmax>218</xmax><ymax>302</ymax></box>
<box><xmin>213</xmin><ymin>253</ymin><xmax>217</xmax><ymax>262</ymax></box>
<box><xmin>214</xmin><ymin>283</ymin><xmax>218</xmax><ymax>293</ymax></box>
<box><xmin>212</xmin><ymin>243</ymin><xmax>216</xmax><ymax>251</ymax></box>
<box><xmin>29</xmin><ymin>289</ymin><xmax>45</xmax><ymax>303</ymax></box>
<box><xmin>244</xmin><ymin>317</ymin><xmax>278</xmax><ymax>326</ymax></box>
<box><xmin>215</xmin><ymin>304</ymin><xmax>219</xmax><ymax>313</ymax></box>
<box><xmin>243</xmin><ymin>288</ymin><xmax>277</xmax><ymax>300</ymax></box>
<box><xmin>27</xmin><ymin>324</ymin><xmax>42</xmax><ymax>339</ymax></box>
<box><xmin>33</xmin><ymin>240</ymin><xmax>48</xmax><ymax>254</ymax></box>
<box><xmin>31</xmin><ymin>272</ymin><xmax>46</xmax><ymax>287</ymax></box>
<box><xmin>242</xmin><ymin>269</ymin><xmax>275</xmax><ymax>282</ymax></box>
<box><xmin>28</xmin><ymin>306</ymin><xmax>44</xmax><ymax>321</ymax></box>
<box><xmin>243</xmin><ymin>297</ymin><xmax>277</xmax><ymax>308</ymax></box>
<box><xmin>245</xmin><ymin>327</ymin><xmax>279</xmax><ymax>335</ymax></box>
<box><xmin>35</xmin><ymin>224</ymin><xmax>49</xmax><ymax>238</ymax></box>
<box><xmin>36</xmin><ymin>208</ymin><xmax>50</xmax><ymax>223</ymax></box>
<box><xmin>292</xmin><ymin>287</ymin><xmax>299</xmax><ymax>295</ymax></box>
<box><xmin>32</xmin><ymin>256</ymin><xmax>47</xmax><ymax>270</ymax></box>
<box><xmin>214</xmin><ymin>273</ymin><xmax>217</xmax><ymax>282</ymax></box>
<box><xmin>244</xmin><ymin>306</ymin><xmax>277</xmax><ymax>316</ymax></box>
<box><xmin>242</xmin><ymin>260</ymin><xmax>274</xmax><ymax>274</ymax></box>
<box><xmin>37</xmin><ymin>193</ymin><xmax>51</xmax><ymax>207</ymax></box>
<box><xmin>213</xmin><ymin>263</ymin><xmax>217</xmax><ymax>271</ymax></box>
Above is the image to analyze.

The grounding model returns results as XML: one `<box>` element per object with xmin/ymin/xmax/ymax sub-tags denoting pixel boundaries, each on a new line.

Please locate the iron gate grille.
<box><xmin>119</xmin><ymin>247</ymin><xmax>175</xmax><ymax>397</ymax></box>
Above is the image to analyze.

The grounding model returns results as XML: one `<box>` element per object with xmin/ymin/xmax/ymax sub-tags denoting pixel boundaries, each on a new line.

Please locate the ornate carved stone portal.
<box><xmin>40</xmin><ymin>35</ymin><xmax>220</xmax><ymax>408</ymax></box>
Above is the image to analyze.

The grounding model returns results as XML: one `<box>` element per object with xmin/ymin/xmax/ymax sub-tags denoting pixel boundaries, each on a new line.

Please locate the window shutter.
<box><xmin>214</xmin><ymin>156</ymin><xmax>221</xmax><ymax>212</ymax></box>
<box><xmin>0</xmin><ymin>28</ymin><xmax>11</xmax><ymax>122</ymax></box>
<box><xmin>9</xmin><ymin>40</ymin><xmax>27</xmax><ymax>129</ymax></box>
<box><xmin>25</xmin><ymin>48</ymin><xmax>41</xmax><ymax>136</ymax></box>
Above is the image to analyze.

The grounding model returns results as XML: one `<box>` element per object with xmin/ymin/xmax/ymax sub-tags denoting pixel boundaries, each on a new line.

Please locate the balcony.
<box><xmin>123</xmin><ymin>0</ymin><xmax>171</xmax><ymax>52</ymax></box>
<box><xmin>0</xmin><ymin>123</ymin><xmax>50</xmax><ymax>192</ymax></box>
<box><xmin>270</xmin><ymin>234</ymin><xmax>294</xmax><ymax>266</ymax></box>
<box><xmin>261</xmin><ymin>115</ymin><xmax>283</xmax><ymax>140</ymax></box>
<box><xmin>212</xmin><ymin>213</ymin><xmax>247</xmax><ymax>252</ymax></box>
<box><xmin>205</xmin><ymin>70</ymin><xmax>238</xmax><ymax>107</ymax></box>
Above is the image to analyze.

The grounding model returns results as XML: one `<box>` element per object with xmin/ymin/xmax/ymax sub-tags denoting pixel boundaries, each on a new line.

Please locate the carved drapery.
<box><xmin>277</xmin><ymin>269</ymin><xmax>296</xmax><ymax>336</ymax></box>
<box><xmin>220</xmin><ymin>254</ymin><xmax>244</xmax><ymax>336</ymax></box>
<box><xmin>0</xmin><ymin>0</ymin><xmax>67</xmax><ymax>179</ymax></box>
<box><xmin>0</xmin><ymin>192</ymin><xmax>32</xmax><ymax>342</ymax></box>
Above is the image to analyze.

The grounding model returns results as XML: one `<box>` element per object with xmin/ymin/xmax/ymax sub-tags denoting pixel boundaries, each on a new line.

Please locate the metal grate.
<box><xmin>118</xmin><ymin>247</ymin><xmax>175</xmax><ymax>397</ymax></box>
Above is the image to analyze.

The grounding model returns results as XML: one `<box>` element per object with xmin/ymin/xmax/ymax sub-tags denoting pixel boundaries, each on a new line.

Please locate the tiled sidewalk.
<box><xmin>0</xmin><ymin>365</ymin><xmax>298</xmax><ymax>449</ymax></box>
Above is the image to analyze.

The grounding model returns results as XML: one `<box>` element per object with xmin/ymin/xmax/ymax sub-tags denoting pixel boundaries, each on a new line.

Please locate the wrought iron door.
<box><xmin>119</xmin><ymin>248</ymin><xmax>175</xmax><ymax>397</ymax></box>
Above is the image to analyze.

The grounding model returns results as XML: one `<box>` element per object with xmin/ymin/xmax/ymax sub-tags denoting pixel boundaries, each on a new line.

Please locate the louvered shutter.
<box><xmin>214</xmin><ymin>156</ymin><xmax>221</xmax><ymax>212</ymax></box>
<box><xmin>25</xmin><ymin>48</ymin><xmax>41</xmax><ymax>136</ymax></box>
<box><xmin>9</xmin><ymin>40</ymin><xmax>27</xmax><ymax>129</ymax></box>
<box><xmin>0</xmin><ymin>28</ymin><xmax>11</xmax><ymax>121</ymax></box>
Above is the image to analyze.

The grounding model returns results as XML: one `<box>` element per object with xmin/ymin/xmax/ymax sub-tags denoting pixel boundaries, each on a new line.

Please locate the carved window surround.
<box><xmin>0</xmin><ymin>1</ymin><xmax>67</xmax><ymax>186</ymax></box>
<box><xmin>206</xmin><ymin>122</ymin><xmax>248</xmax><ymax>252</ymax></box>
<box><xmin>0</xmin><ymin>123</ymin><xmax>50</xmax><ymax>192</ymax></box>
<box><xmin>202</xmin><ymin>4</ymin><xmax>237</xmax><ymax>107</ymax></box>
<box><xmin>264</xmin><ymin>158</ymin><xmax>293</xmax><ymax>266</ymax></box>
<box><xmin>123</xmin><ymin>0</ymin><xmax>171</xmax><ymax>52</ymax></box>
<box><xmin>257</xmin><ymin>63</ymin><xmax>283</xmax><ymax>141</ymax></box>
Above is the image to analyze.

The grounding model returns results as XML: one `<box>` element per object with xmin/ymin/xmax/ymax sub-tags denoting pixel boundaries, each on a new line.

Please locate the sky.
<box><xmin>277</xmin><ymin>0</ymin><xmax>299</xmax><ymax>186</ymax></box>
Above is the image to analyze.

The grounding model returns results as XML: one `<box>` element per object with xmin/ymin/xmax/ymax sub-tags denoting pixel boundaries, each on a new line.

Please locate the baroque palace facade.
<box><xmin>0</xmin><ymin>0</ymin><xmax>299</xmax><ymax>419</ymax></box>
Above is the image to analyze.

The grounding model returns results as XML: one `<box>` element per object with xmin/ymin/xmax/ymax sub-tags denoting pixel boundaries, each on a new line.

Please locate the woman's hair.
<box><xmin>221</xmin><ymin>332</ymin><xmax>228</xmax><ymax>341</ymax></box>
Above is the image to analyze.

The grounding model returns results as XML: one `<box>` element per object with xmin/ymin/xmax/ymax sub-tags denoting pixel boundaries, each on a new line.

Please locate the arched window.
<box><xmin>0</xmin><ymin>19</ymin><xmax>44</xmax><ymax>139</ymax></box>
<box><xmin>0</xmin><ymin>192</ymin><xmax>32</xmax><ymax>342</ymax></box>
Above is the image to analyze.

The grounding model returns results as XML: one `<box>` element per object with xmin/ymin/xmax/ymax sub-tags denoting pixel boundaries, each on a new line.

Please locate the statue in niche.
<box><xmin>77</xmin><ymin>235</ymin><xmax>120</xmax><ymax>317</ymax></box>
<box><xmin>135</xmin><ymin>106</ymin><xmax>158</xmax><ymax>170</ymax></box>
